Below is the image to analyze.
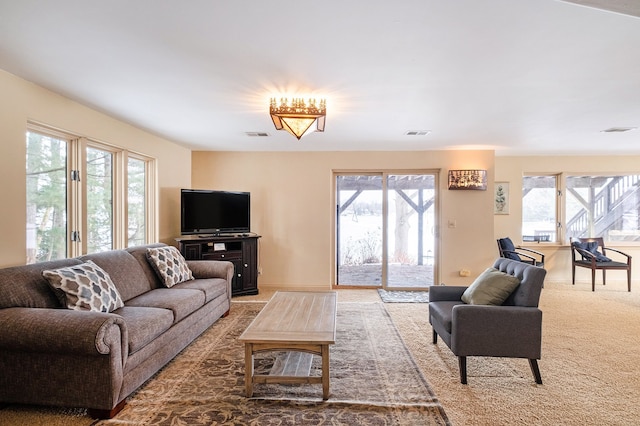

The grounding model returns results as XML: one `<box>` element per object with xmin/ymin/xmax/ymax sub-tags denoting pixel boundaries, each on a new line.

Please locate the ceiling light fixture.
<box><xmin>270</xmin><ymin>97</ymin><xmax>326</xmax><ymax>140</ymax></box>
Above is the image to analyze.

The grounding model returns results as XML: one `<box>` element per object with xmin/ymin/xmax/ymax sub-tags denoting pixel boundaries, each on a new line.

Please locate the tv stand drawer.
<box><xmin>203</xmin><ymin>251</ymin><xmax>241</xmax><ymax>261</ymax></box>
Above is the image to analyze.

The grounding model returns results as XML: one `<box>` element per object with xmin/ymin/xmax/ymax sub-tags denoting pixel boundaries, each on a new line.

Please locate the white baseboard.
<box><xmin>258</xmin><ymin>284</ymin><xmax>332</xmax><ymax>292</ymax></box>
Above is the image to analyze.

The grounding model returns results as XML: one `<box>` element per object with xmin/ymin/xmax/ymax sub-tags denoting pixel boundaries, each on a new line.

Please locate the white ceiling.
<box><xmin>1</xmin><ymin>0</ymin><xmax>639</xmax><ymax>155</ymax></box>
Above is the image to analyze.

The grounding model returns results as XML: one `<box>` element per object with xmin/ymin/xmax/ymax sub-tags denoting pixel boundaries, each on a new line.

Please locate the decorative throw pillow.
<box><xmin>572</xmin><ymin>241</ymin><xmax>611</xmax><ymax>262</ymax></box>
<box><xmin>461</xmin><ymin>267</ymin><xmax>521</xmax><ymax>305</ymax></box>
<box><xmin>42</xmin><ymin>260</ymin><xmax>124</xmax><ymax>312</ymax></box>
<box><xmin>146</xmin><ymin>246</ymin><xmax>194</xmax><ymax>287</ymax></box>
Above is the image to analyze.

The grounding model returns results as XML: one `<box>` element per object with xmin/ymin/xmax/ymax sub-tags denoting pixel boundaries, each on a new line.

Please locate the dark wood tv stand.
<box><xmin>176</xmin><ymin>234</ymin><xmax>260</xmax><ymax>297</ymax></box>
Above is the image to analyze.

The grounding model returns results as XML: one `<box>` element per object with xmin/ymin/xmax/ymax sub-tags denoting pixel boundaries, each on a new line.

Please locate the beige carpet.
<box><xmin>2</xmin><ymin>285</ymin><xmax>639</xmax><ymax>425</ymax></box>
<box><xmin>386</xmin><ymin>281</ymin><xmax>640</xmax><ymax>426</ymax></box>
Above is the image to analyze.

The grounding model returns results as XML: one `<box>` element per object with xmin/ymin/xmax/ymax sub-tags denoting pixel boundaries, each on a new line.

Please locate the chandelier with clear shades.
<box><xmin>269</xmin><ymin>97</ymin><xmax>326</xmax><ymax>140</ymax></box>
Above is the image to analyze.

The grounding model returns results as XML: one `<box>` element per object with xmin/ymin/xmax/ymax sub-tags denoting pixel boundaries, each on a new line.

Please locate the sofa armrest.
<box><xmin>603</xmin><ymin>247</ymin><xmax>631</xmax><ymax>263</ymax></box>
<box><xmin>429</xmin><ymin>285</ymin><xmax>467</xmax><ymax>302</ymax></box>
<box><xmin>187</xmin><ymin>260</ymin><xmax>234</xmax><ymax>281</ymax></box>
<box><xmin>451</xmin><ymin>304</ymin><xmax>542</xmax><ymax>358</ymax></box>
<box><xmin>503</xmin><ymin>250</ymin><xmax>537</xmax><ymax>264</ymax></box>
<box><xmin>187</xmin><ymin>260</ymin><xmax>234</xmax><ymax>310</ymax></box>
<box><xmin>0</xmin><ymin>307</ymin><xmax>127</xmax><ymax>364</ymax></box>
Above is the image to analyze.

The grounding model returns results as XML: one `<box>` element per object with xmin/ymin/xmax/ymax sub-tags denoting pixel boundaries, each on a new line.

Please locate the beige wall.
<box><xmin>495</xmin><ymin>156</ymin><xmax>640</xmax><ymax>286</ymax></box>
<box><xmin>0</xmin><ymin>70</ymin><xmax>192</xmax><ymax>267</ymax></box>
<box><xmin>4</xmin><ymin>67</ymin><xmax>637</xmax><ymax>290</ymax></box>
<box><xmin>192</xmin><ymin>150</ymin><xmax>496</xmax><ymax>291</ymax></box>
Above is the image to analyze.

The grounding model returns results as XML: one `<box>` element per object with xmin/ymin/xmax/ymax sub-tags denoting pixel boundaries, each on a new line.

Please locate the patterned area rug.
<box><xmin>378</xmin><ymin>289</ymin><xmax>430</xmax><ymax>303</ymax></box>
<box><xmin>97</xmin><ymin>302</ymin><xmax>449</xmax><ymax>425</ymax></box>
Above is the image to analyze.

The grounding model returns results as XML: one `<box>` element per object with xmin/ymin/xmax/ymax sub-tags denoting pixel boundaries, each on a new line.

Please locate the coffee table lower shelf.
<box><xmin>244</xmin><ymin>343</ymin><xmax>330</xmax><ymax>399</ymax></box>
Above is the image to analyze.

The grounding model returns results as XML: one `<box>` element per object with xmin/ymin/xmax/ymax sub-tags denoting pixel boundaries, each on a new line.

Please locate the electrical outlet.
<box><xmin>258</xmin><ymin>267</ymin><xmax>263</xmax><ymax>275</ymax></box>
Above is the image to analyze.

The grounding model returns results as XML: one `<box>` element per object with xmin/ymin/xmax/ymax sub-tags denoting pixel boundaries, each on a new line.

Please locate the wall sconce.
<box><xmin>448</xmin><ymin>170</ymin><xmax>487</xmax><ymax>190</ymax></box>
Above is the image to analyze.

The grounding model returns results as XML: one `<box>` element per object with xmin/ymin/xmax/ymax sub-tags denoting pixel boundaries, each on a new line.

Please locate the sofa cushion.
<box><xmin>126</xmin><ymin>243</ymin><xmax>167</xmax><ymax>290</ymax></box>
<box><xmin>42</xmin><ymin>260</ymin><xmax>125</xmax><ymax>312</ymax></box>
<box><xmin>125</xmin><ymin>288</ymin><xmax>205</xmax><ymax>323</ymax></box>
<box><xmin>112</xmin><ymin>306</ymin><xmax>174</xmax><ymax>354</ymax></box>
<box><xmin>81</xmin><ymin>249</ymin><xmax>153</xmax><ymax>302</ymax></box>
<box><xmin>461</xmin><ymin>267</ymin><xmax>521</xmax><ymax>305</ymax></box>
<box><xmin>146</xmin><ymin>246</ymin><xmax>194</xmax><ymax>288</ymax></box>
<box><xmin>172</xmin><ymin>277</ymin><xmax>228</xmax><ymax>303</ymax></box>
<box><xmin>429</xmin><ymin>301</ymin><xmax>464</xmax><ymax>334</ymax></box>
<box><xmin>0</xmin><ymin>258</ymin><xmax>82</xmax><ymax>309</ymax></box>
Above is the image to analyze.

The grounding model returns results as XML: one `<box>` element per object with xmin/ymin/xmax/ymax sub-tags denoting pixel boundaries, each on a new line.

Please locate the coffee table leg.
<box><xmin>321</xmin><ymin>344</ymin><xmax>330</xmax><ymax>399</ymax></box>
<box><xmin>244</xmin><ymin>343</ymin><xmax>254</xmax><ymax>397</ymax></box>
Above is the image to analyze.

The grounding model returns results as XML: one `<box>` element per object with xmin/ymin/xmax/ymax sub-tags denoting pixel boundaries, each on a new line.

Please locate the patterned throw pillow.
<box><xmin>146</xmin><ymin>246</ymin><xmax>194</xmax><ymax>288</ymax></box>
<box><xmin>42</xmin><ymin>260</ymin><xmax>125</xmax><ymax>312</ymax></box>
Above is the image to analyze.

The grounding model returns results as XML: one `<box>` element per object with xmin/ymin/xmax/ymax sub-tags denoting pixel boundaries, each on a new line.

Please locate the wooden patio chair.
<box><xmin>497</xmin><ymin>237</ymin><xmax>545</xmax><ymax>268</ymax></box>
<box><xmin>570</xmin><ymin>237</ymin><xmax>631</xmax><ymax>292</ymax></box>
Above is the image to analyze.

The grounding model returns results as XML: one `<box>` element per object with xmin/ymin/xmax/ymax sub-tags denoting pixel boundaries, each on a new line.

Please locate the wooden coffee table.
<box><xmin>238</xmin><ymin>291</ymin><xmax>337</xmax><ymax>399</ymax></box>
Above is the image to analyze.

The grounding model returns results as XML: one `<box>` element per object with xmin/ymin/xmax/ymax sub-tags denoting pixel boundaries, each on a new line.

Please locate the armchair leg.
<box><xmin>458</xmin><ymin>356</ymin><xmax>468</xmax><ymax>384</ymax></box>
<box><xmin>432</xmin><ymin>329</ymin><xmax>438</xmax><ymax>344</ymax></box>
<box><xmin>528</xmin><ymin>359</ymin><xmax>543</xmax><ymax>385</ymax></box>
<box><xmin>628</xmin><ymin>270</ymin><xmax>632</xmax><ymax>292</ymax></box>
<box><xmin>571</xmin><ymin>265</ymin><xmax>576</xmax><ymax>285</ymax></box>
<box><xmin>591</xmin><ymin>269</ymin><xmax>596</xmax><ymax>292</ymax></box>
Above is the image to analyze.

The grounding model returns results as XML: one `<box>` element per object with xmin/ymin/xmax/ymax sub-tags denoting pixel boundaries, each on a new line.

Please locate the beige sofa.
<box><xmin>0</xmin><ymin>243</ymin><xmax>233</xmax><ymax>418</ymax></box>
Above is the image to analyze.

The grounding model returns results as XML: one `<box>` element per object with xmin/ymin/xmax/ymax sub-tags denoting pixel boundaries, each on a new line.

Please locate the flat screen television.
<box><xmin>181</xmin><ymin>189</ymin><xmax>250</xmax><ymax>235</ymax></box>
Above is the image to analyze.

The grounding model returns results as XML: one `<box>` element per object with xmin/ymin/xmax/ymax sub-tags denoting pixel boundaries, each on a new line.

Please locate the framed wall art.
<box><xmin>494</xmin><ymin>182</ymin><xmax>509</xmax><ymax>214</ymax></box>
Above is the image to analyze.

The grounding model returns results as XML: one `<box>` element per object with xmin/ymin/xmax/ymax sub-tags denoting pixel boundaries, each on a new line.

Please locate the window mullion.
<box><xmin>145</xmin><ymin>158</ymin><xmax>158</xmax><ymax>243</ymax></box>
<box><xmin>381</xmin><ymin>172</ymin><xmax>388</xmax><ymax>287</ymax></box>
<box><xmin>68</xmin><ymin>138</ymin><xmax>85</xmax><ymax>258</ymax></box>
<box><xmin>113</xmin><ymin>150</ymin><xmax>126</xmax><ymax>249</ymax></box>
<box><xmin>557</xmin><ymin>174</ymin><xmax>565</xmax><ymax>243</ymax></box>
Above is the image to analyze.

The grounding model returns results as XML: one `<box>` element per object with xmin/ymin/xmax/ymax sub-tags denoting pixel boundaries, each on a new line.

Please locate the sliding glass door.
<box><xmin>336</xmin><ymin>172</ymin><xmax>437</xmax><ymax>290</ymax></box>
<box><xmin>386</xmin><ymin>174</ymin><xmax>436</xmax><ymax>289</ymax></box>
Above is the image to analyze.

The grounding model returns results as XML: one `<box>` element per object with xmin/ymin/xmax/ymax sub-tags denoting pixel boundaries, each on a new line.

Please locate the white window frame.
<box><xmin>523</xmin><ymin>172</ymin><xmax>640</xmax><ymax>245</ymax></box>
<box><xmin>522</xmin><ymin>174</ymin><xmax>561</xmax><ymax>243</ymax></box>
<box><xmin>565</xmin><ymin>173</ymin><xmax>640</xmax><ymax>243</ymax></box>
<box><xmin>27</xmin><ymin>122</ymin><xmax>157</xmax><ymax>261</ymax></box>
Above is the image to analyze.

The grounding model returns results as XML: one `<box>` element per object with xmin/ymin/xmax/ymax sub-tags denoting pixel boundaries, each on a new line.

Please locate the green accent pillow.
<box><xmin>461</xmin><ymin>267</ymin><xmax>521</xmax><ymax>305</ymax></box>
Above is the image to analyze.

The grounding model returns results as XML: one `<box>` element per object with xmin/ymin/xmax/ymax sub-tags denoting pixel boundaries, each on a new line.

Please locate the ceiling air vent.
<box><xmin>600</xmin><ymin>127</ymin><xmax>637</xmax><ymax>133</ymax></box>
<box><xmin>405</xmin><ymin>130</ymin><xmax>431</xmax><ymax>136</ymax></box>
<box><xmin>245</xmin><ymin>132</ymin><xmax>270</xmax><ymax>137</ymax></box>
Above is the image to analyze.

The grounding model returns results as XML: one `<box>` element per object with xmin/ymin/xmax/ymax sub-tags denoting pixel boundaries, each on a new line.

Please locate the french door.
<box><xmin>335</xmin><ymin>171</ymin><xmax>438</xmax><ymax>290</ymax></box>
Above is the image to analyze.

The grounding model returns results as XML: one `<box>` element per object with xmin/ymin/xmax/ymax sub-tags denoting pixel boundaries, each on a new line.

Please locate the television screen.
<box><xmin>181</xmin><ymin>189</ymin><xmax>250</xmax><ymax>235</ymax></box>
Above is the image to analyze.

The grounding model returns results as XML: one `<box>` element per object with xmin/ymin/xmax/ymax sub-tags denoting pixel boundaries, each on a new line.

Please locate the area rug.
<box><xmin>378</xmin><ymin>289</ymin><xmax>430</xmax><ymax>303</ymax></box>
<box><xmin>94</xmin><ymin>302</ymin><xmax>449</xmax><ymax>425</ymax></box>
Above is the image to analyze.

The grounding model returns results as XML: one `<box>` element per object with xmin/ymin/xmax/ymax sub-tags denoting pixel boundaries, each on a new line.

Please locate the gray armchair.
<box><xmin>429</xmin><ymin>258</ymin><xmax>547</xmax><ymax>384</ymax></box>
